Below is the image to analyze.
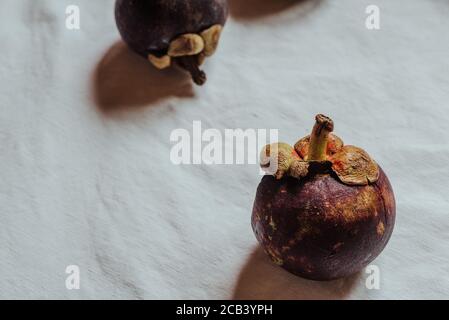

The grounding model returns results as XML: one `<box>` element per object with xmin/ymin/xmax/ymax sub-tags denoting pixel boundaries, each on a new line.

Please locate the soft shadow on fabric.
<box><xmin>93</xmin><ymin>41</ymin><xmax>194</xmax><ymax>114</ymax></box>
<box><xmin>228</xmin><ymin>0</ymin><xmax>323</xmax><ymax>20</ymax></box>
<box><xmin>233</xmin><ymin>246</ymin><xmax>360</xmax><ymax>299</ymax></box>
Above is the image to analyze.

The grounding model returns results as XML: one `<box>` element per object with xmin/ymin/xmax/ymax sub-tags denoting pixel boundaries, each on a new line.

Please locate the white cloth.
<box><xmin>1</xmin><ymin>0</ymin><xmax>448</xmax><ymax>299</ymax></box>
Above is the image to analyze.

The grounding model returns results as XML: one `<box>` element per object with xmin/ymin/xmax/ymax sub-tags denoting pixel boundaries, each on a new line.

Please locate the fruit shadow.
<box><xmin>228</xmin><ymin>0</ymin><xmax>324</xmax><ymax>20</ymax></box>
<box><xmin>93</xmin><ymin>41</ymin><xmax>194</xmax><ymax>115</ymax></box>
<box><xmin>233</xmin><ymin>246</ymin><xmax>360</xmax><ymax>300</ymax></box>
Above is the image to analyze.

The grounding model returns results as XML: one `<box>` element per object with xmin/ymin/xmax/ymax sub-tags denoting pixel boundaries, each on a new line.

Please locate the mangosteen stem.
<box><xmin>176</xmin><ymin>56</ymin><xmax>207</xmax><ymax>86</ymax></box>
<box><xmin>308</xmin><ymin>114</ymin><xmax>334</xmax><ymax>161</ymax></box>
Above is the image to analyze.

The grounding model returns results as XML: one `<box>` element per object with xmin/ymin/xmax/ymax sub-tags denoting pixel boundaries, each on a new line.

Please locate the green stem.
<box><xmin>308</xmin><ymin>114</ymin><xmax>334</xmax><ymax>161</ymax></box>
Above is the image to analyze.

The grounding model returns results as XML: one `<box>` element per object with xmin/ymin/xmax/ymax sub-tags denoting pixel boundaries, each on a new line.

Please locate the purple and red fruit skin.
<box><xmin>115</xmin><ymin>0</ymin><xmax>229</xmax><ymax>57</ymax></box>
<box><xmin>252</xmin><ymin>167</ymin><xmax>395</xmax><ymax>281</ymax></box>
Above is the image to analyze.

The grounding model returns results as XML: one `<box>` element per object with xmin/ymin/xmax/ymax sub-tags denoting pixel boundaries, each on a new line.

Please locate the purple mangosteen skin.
<box><xmin>252</xmin><ymin>166</ymin><xmax>396</xmax><ymax>281</ymax></box>
<box><xmin>115</xmin><ymin>0</ymin><xmax>229</xmax><ymax>57</ymax></box>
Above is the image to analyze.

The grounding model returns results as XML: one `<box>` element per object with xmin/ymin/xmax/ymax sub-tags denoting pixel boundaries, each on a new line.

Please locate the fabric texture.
<box><xmin>1</xmin><ymin>0</ymin><xmax>448</xmax><ymax>299</ymax></box>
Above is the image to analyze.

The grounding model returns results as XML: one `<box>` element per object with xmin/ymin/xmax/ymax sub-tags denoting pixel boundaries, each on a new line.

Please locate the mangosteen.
<box><xmin>252</xmin><ymin>115</ymin><xmax>396</xmax><ymax>280</ymax></box>
<box><xmin>115</xmin><ymin>0</ymin><xmax>229</xmax><ymax>85</ymax></box>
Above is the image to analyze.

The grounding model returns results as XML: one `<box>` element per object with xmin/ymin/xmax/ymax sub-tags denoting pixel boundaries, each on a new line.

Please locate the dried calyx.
<box><xmin>260</xmin><ymin>114</ymin><xmax>379</xmax><ymax>186</ymax></box>
<box><xmin>260</xmin><ymin>143</ymin><xmax>308</xmax><ymax>180</ymax></box>
<box><xmin>147</xmin><ymin>24</ymin><xmax>223</xmax><ymax>85</ymax></box>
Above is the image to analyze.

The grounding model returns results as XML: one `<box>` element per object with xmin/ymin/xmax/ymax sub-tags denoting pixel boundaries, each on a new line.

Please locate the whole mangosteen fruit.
<box><xmin>252</xmin><ymin>115</ymin><xmax>396</xmax><ymax>280</ymax></box>
<box><xmin>115</xmin><ymin>0</ymin><xmax>229</xmax><ymax>85</ymax></box>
